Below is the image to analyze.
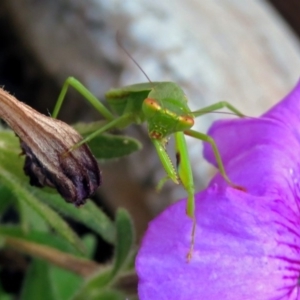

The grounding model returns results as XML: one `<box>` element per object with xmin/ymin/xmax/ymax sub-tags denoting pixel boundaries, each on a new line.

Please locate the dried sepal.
<box><xmin>0</xmin><ymin>87</ymin><xmax>101</xmax><ymax>206</ymax></box>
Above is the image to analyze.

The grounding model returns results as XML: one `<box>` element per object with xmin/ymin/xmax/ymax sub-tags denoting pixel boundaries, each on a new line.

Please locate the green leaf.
<box><xmin>37</xmin><ymin>191</ymin><xmax>116</xmax><ymax>245</ymax></box>
<box><xmin>50</xmin><ymin>265</ymin><xmax>82</xmax><ymax>300</ymax></box>
<box><xmin>17</xmin><ymin>197</ymin><xmax>49</xmax><ymax>233</ymax></box>
<box><xmin>0</xmin><ymin>226</ymin><xmax>80</xmax><ymax>255</ymax></box>
<box><xmin>74</xmin><ymin>122</ymin><xmax>142</xmax><ymax>160</ymax></box>
<box><xmin>20</xmin><ymin>260</ymin><xmax>56</xmax><ymax>300</ymax></box>
<box><xmin>0</xmin><ymin>282</ymin><xmax>14</xmax><ymax>300</ymax></box>
<box><xmin>0</xmin><ymin>163</ymin><xmax>84</xmax><ymax>254</ymax></box>
<box><xmin>0</xmin><ymin>184</ymin><xmax>14</xmax><ymax>215</ymax></box>
<box><xmin>0</xmin><ymin>293</ymin><xmax>13</xmax><ymax>300</ymax></box>
<box><xmin>0</xmin><ymin>129</ymin><xmax>85</xmax><ymax>253</ymax></box>
<box><xmin>71</xmin><ymin>268</ymin><xmax>112</xmax><ymax>300</ymax></box>
<box><xmin>72</xmin><ymin>209</ymin><xmax>135</xmax><ymax>299</ymax></box>
<box><xmin>110</xmin><ymin>209</ymin><xmax>135</xmax><ymax>278</ymax></box>
<box><xmin>80</xmin><ymin>289</ymin><xmax>126</xmax><ymax>300</ymax></box>
<box><xmin>46</xmin><ymin>235</ymin><xmax>96</xmax><ymax>299</ymax></box>
<box><xmin>82</xmin><ymin>234</ymin><xmax>97</xmax><ymax>259</ymax></box>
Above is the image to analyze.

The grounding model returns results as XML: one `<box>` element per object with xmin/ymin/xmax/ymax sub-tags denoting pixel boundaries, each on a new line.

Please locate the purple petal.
<box><xmin>136</xmin><ymin>80</ymin><xmax>300</xmax><ymax>299</ymax></box>
<box><xmin>203</xmin><ymin>80</ymin><xmax>300</xmax><ymax>202</ymax></box>
<box><xmin>137</xmin><ymin>187</ymin><xmax>300</xmax><ymax>299</ymax></box>
<box><xmin>204</xmin><ymin>117</ymin><xmax>300</xmax><ymax>201</ymax></box>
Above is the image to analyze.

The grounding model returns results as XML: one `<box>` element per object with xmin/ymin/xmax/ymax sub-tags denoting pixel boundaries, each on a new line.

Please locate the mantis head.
<box><xmin>142</xmin><ymin>97</ymin><xmax>194</xmax><ymax>140</ymax></box>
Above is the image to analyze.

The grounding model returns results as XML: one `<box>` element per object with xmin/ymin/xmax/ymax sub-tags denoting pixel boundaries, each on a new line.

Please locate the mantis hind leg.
<box><xmin>190</xmin><ymin>101</ymin><xmax>245</xmax><ymax>191</ymax></box>
<box><xmin>174</xmin><ymin>132</ymin><xmax>195</xmax><ymax>218</ymax></box>
<box><xmin>152</xmin><ymin>134</ymin><xmax>197</xmax><ymax>260</ymax></box>
<box><xmin>51</xmin><ymin>77</ymin><xmax>132</xmax><ymax>152</ymax></box>
<box><xmin>184</xmin><ymin>129</ymin><xmax>244</xmax><ymax>191</ymax></box>
<box><xmin>192</xmin><ymin>101</ymin><xmax>244</xmax><ymax>117</ymax></box>
<box><xmin>52</xmin><ymin>77</ymin><xmax>114</xmax><ymax>121</ymax></box>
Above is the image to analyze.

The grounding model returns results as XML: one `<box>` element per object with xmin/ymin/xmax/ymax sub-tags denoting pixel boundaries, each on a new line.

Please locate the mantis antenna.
<box><xmin>116</xmin><ymin>33</ymin><xmax>249</xmax><ymax>120</ymax></box>
<box><xmin>116</xmin><ymin>32</ymin><xmax>153</xmax><ymax>84</ymax></box>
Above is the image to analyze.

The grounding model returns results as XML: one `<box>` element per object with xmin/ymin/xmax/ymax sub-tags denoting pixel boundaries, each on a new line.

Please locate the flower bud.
<box><xmin>0</xmin><ymin>87</ymin><xmax>101</xmax><ymax>206</ymax></box>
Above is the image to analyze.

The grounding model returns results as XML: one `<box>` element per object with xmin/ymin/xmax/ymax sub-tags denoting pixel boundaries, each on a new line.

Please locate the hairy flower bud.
<box><xmin>0</xmin><ymin>87</ymin><xmax>101</xmax><ymax>206</ymax></box>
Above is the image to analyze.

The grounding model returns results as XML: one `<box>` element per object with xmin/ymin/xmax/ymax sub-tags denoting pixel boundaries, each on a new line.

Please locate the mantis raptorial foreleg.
<box><xmin>51</xmin><ymin>77</ymin><xmax>135</xmax><ymax>150</ymax></box>
<box><xmin>174</xmin><ymin>132</ymin><xmax>194</xmax><ymax>217</ymax></box>
<box><xmin>175</xmin><ymin>131</ymin><xmax>196</xmax><ymax>261</ymax></box>
<box><xmin>152</xmin><ymin>139</ymin><xmax>179</xmax><ymax>186</ymax></box>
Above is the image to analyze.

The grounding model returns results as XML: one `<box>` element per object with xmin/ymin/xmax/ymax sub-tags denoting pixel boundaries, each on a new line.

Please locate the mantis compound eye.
<box><xmin>178</xmin><ymin>115</ymin><xmax>194</xmax><ymax>127</ymax></box>
<box><xmin>143</xmin><ymin>98</ymin><xmax>162</xmax><ymax>115</ymax></box>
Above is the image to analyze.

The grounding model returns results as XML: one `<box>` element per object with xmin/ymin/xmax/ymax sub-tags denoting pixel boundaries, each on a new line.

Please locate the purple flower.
<box><xmin>136</xmin><ymin>81</ymin><xmax>300</xmax><ymax>299</ymax></box>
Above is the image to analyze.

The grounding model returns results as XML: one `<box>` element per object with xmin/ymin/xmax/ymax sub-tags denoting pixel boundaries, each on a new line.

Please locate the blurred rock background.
<box><xmin>1</xmin><ymin>0</ymin><xmax>300</xmax><ymax>246</ymax></box>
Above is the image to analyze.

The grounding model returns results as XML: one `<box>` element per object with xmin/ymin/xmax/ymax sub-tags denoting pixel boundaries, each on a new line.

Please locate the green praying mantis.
<box><xmin>52</xmin><ymin>62</ymin><xmax>245</xmax><ymax>260</ymax></box>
